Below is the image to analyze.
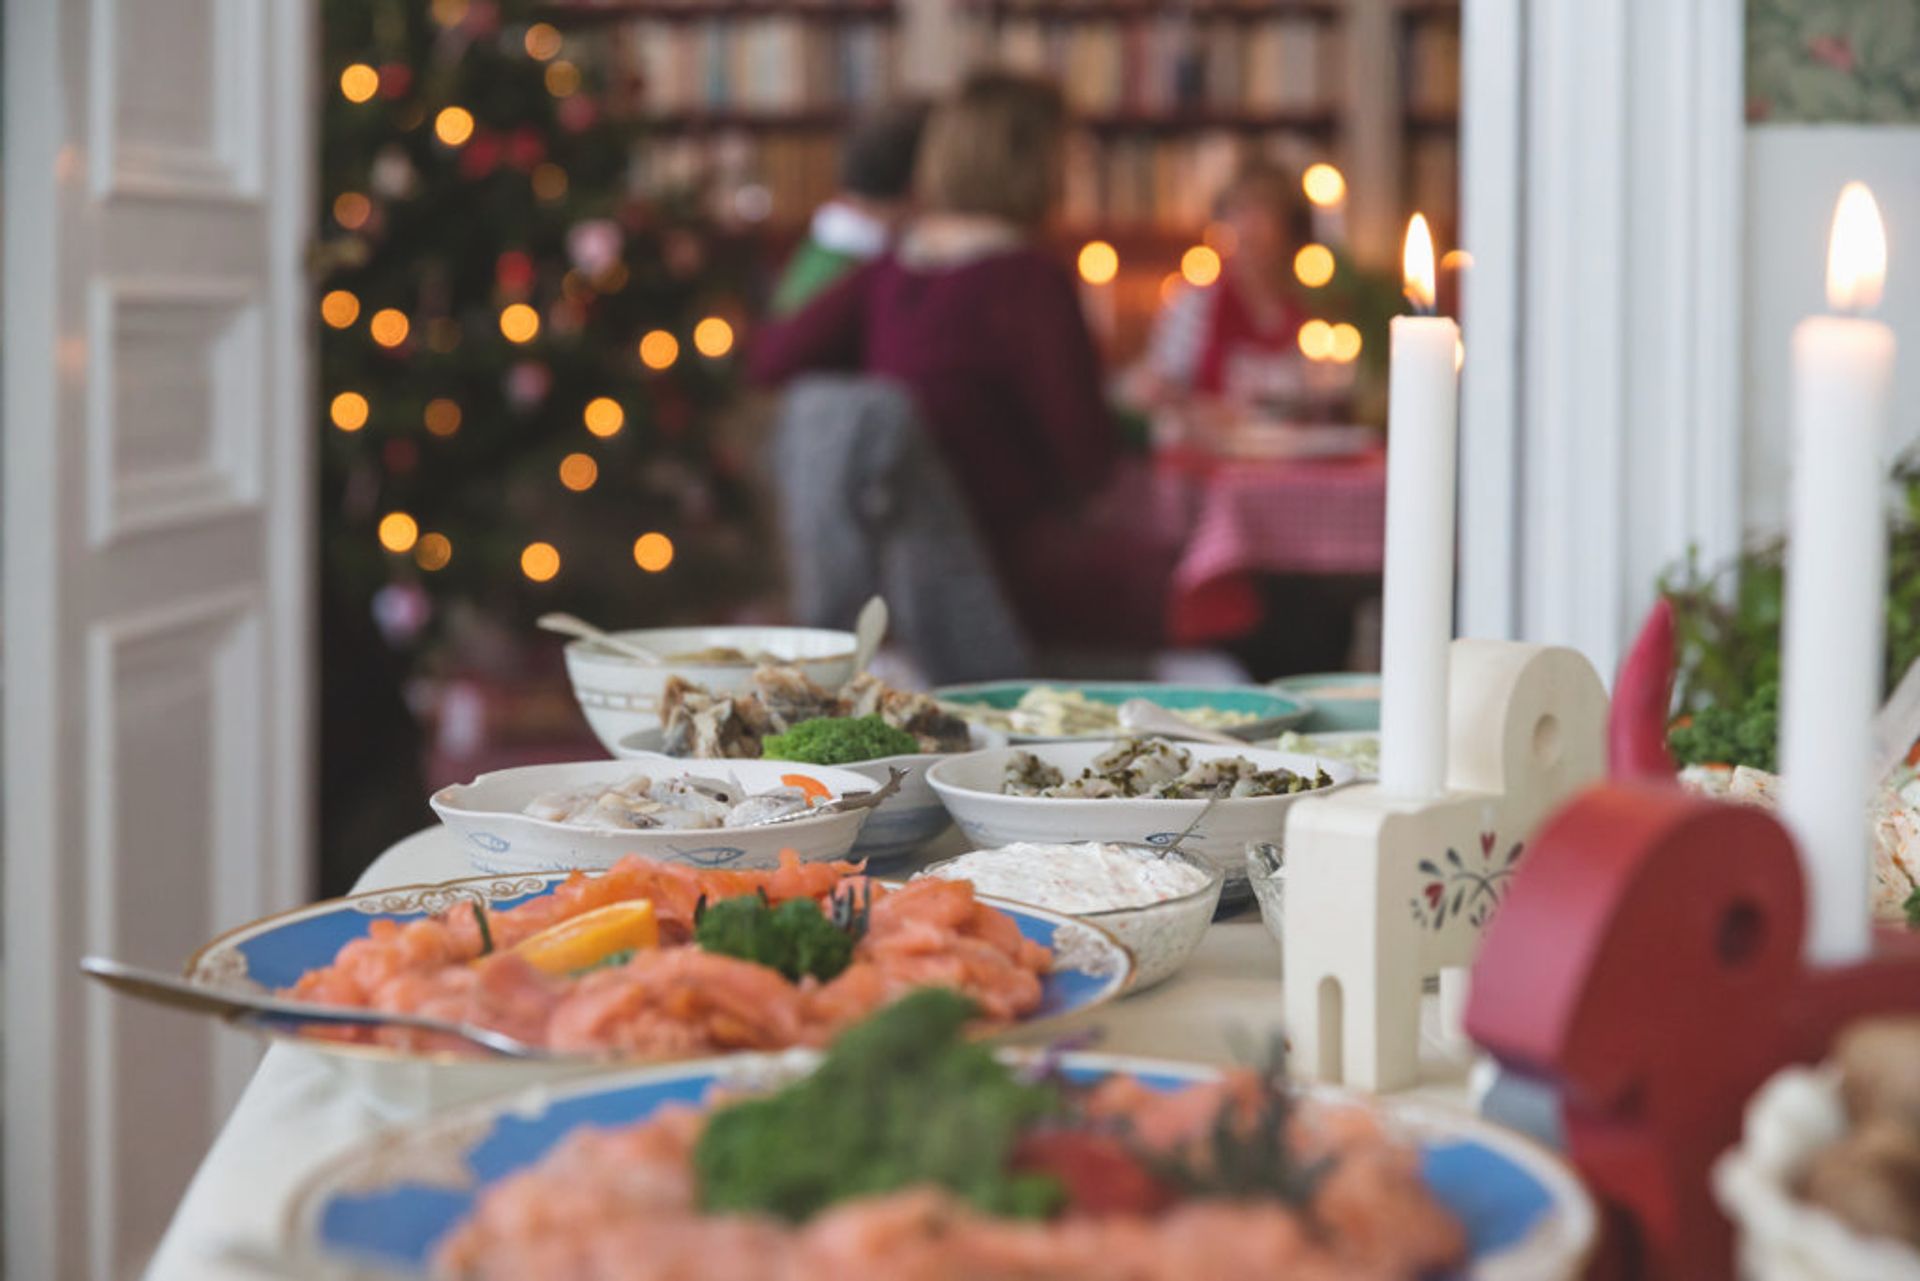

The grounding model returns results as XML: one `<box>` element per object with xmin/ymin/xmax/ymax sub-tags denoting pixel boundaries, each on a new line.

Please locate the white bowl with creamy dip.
<box><xmin>916</xmin><ymin>842</ymin><xmax>1224</xmax><ymax>990</ymax></box>
<box><xmin>562</xmin><ymin>626</ymin><xmax>857</xmax><ymax>755</ymax></box>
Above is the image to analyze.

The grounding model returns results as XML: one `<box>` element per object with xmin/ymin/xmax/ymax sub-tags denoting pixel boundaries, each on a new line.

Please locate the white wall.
<box><xmin>1743</xmin><ymin>125</ymin><xmax>1920</xmax><ymax>533</ymax></box>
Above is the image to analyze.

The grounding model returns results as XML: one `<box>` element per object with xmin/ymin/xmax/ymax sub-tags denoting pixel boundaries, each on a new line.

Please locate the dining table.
<box><xmin>144</xmin><ymin>824</ymin><xmax>1483</xmax><ymax>1280</ymax></box>
<box><xmin>1151</xmin><ymin>441</ymin><xmax>1388</xmax><ymax>648</ymax></box>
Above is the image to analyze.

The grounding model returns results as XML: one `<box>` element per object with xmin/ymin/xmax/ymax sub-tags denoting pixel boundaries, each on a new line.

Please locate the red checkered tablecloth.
<box><xmin>1153</xmin><ymin>448</ymin><xmax>1387</xmax><ymax>644</ymax></box>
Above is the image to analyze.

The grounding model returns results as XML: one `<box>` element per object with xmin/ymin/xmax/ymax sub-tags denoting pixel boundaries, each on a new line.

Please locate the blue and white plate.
<box><xmin>185</xmin><ymin>871</ymin><xmax>1133</xmax><ymax>1068</ymax></box>
<box><xmin>286</xmin><ymin>1052</ymin><xmax>1596</xmax><ymax>1279</ymax></box>
<box><xmin>934</xmin><ymin>681</ymin><xmax>1309</xmax><ymax>743</ymax></box>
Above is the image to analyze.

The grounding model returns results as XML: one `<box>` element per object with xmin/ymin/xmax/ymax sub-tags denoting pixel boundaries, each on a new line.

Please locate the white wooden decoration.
<box><xmin>1282</xmin><ymin>639</ymin><xmax>1607</xmax><ymax>1092</ymax></box>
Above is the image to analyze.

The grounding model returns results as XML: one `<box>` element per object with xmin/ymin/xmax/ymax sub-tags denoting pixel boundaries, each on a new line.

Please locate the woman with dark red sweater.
<box><xmin>750</xmin><ymin>72</ymin><xmax>1170</xmax><ymax>649</ymax></box>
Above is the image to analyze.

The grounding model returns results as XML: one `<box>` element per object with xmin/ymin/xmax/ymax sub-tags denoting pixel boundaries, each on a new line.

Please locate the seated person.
<box><xmin>768</xmin><ymin>101</ymin><xmax>929</xmax><ymax>316</ymax></box>
<box><xmin>1133</xmin><ymin>162</ymin><xmax>1320</xmax><ymax>412</ymax></box>
<box><xmin>751</xmin><ymin>73</ymin><xmax>1173</xmax><ymax>649</ymax></box>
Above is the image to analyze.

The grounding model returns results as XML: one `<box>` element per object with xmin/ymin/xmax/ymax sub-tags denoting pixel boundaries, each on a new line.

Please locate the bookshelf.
<box><xmin>542</xmin><ymin>0</ymin><xmax>1460</xmax><ymax>355</ymax></box>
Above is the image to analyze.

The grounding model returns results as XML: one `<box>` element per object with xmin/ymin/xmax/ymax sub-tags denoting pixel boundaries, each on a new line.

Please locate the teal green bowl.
<box><xmin>1267</xmin><ymin>672</ymin><xmax>1381</xmax><ymax>733</ymax></box>
<box><xmin>931</xmin><ymin>680</ymin><xmax>1307</xmax><ymax>743</ymax></box>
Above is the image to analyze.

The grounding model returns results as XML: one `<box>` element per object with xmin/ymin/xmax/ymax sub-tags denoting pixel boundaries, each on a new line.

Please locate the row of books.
<box><xmin>629</xmin><ymin>127</ymin><xmax>1337</xmax><ymax>238</ymax></box>
<box><xmin>1060</xmin><ymin>131</ymin><xmax>1314</xmax><ymax>229</ymax></box>
<box><xmin>976</xmin><ymin>16</ymin><xmax>1339</xmax><ymax>115</ymax></box>
<box><xmin>612</xmin><ymin>17</ymin><xmax>896</xmax><ymax>115</ymax></box>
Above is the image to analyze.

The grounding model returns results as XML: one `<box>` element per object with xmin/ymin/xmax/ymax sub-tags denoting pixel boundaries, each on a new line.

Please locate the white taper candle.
<box><xmin>1780</xmin><ymin>182</ymin><xmax>1896</xmax><ymax>965</ymax></box>
<box><xmin>1379</xmin><ymin>214</ymin><xmax>1462</xmax><ymax>798</ymax></box>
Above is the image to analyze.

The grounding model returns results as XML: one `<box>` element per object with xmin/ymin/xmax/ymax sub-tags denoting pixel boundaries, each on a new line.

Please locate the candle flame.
<box><xmin>1403</xmin><ymin>214</ymin><xmax>1436</xmax><ymax>313</ymax></box>
<box><xmin>1826</xmin><ymin>182</ymin><xmax>1886</xmax><ymax>313</ymax></box>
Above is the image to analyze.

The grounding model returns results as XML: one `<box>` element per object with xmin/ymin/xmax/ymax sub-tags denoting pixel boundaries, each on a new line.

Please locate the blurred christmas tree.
<box><xmin>318</xmin><ymin>0</ymin><xmax>773</xmax><ymax>667</ymax></box>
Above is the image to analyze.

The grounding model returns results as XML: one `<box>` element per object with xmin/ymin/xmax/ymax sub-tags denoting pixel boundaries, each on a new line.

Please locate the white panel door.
<box><xmin>2</xmin><ymin>0</ymin><xmax>313</xmax><ymax>1277</ymax></box>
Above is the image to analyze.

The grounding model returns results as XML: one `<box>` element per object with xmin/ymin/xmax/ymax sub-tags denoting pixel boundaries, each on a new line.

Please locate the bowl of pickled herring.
<box><xmin>927</xmin><ymin>737</ymin><xmax>1353</xmax><ymax>890</ymax></box>
<box><xmin>430</xmin><ymin>756</ymin><xmax>880</xmax><ymax>874</ymax></box>
<box><xmin>917</xmin><ymin>841</ymin><xmax>1224</xmax><ymax>989</ymax></box>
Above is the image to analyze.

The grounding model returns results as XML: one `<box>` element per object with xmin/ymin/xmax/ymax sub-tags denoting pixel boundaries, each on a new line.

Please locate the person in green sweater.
<box><xmin>769</xmin><ymin>101</ymin><xmax>928</xmax><ymax>316</ymax></box>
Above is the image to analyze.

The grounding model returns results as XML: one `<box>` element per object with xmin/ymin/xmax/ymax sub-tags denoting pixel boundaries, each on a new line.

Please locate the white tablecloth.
<box><xmin>144</xmin><ymin>828</ymin><xmax>1475</xmax><ymax>1279</ymax></box>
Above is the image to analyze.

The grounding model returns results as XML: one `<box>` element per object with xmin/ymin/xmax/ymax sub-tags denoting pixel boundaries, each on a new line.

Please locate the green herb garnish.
<box><xmin>693</xmin><ymin>891</ymin><xmax>861</xmax><ymax>983</ymax></box>
<box><xmin>694</xmin><ymin>989</ymin><xmax>1064</xmax><ymax>1221</ymax></box>
<box><xmin>1669</xmin><ymin>679</ymin><xmax>1779</xmax><ymax>772</ymax></box>
<box><xmin>470</xmin><ymin>901</ymin><xmax>494</xmax><ymax>956</ymax></box>
<box><xmin>573</xmin><ymin>948</ymin><xmax>635</xmax><ymax>975</ymax></box>
<box><xmin>761</xmin><ymin>715</ymin><xmax>919</xmax><ymax>766</ymax></box>
<box><xmin>1904</xmin><ymin>883</ymin><xmax>1920</xmax><ymax>930</ymax></box>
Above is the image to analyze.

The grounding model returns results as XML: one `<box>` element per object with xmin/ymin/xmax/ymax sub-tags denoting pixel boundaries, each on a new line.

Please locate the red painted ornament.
<box><xmin>376</xmin><ymin>62</ymin><xmax>413</xmax><ymax>99</ymax></box>
<box><xmin>558</xmin><ymin>95</ymin><xmax>597</xmax><ymax>133</ymax></box>
<box><xmin>495</xmin><ymin>250</ymin><xmax>536</xmax><ymax>296</ymax></box>
<box><xmin>506</xmin><ymin>127</ymin><xmax>545</xmax><ymax>172</ymax></box>
<box><xmin>458</xmin><ymin>132</ymin><xmax>501</xmax><ymax>180</ymax></box>
<box><xmin>1465</xmin><ymin>781</ymin><xmax>1920</xmax><ymax>1280</ymax></box>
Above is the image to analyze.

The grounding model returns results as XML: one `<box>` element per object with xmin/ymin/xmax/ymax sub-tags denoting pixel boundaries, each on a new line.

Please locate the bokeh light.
<box><xmin>633</xmin><ymin>532</ymin><xmax>675</xmax><ymax>573</ymax></box>
<box><xmin>499</xmin><ymin>303</ymin><xmax>540</xmax><ymax>343</ymax></box>
<box><xmin>369</xmin><ymin>308</ymin><xmax>410</xmax><ymax>348</ymax></box>
<box><xmin>1158</xmin><ymin>272</ymin><xmax>1182</xmax><ymax>304</ymax></box>
<box><xmin>531</xmin><ymin>163</ymin><xmax>568</xmax><ymax>201</ymax></box>
<box><xmin>330</xmin><ymin>392</ymin><xmax>370</xmax><ymax>432</ymax></box>
<box><xmin>558</xmin><ymin>452</ymin><xmax>599</xmax><ymax>491</ymax></box>
<box><xmin>1293</xmin><ymin>243</ymin><xmax>1336</xmax><ymax>288</ymax></box>
<box><xmin>524</xmin><ymin>22</ymin><xmax>563</xmax><ymax>60</ymax></box>
<box><xmin>430</xmin><ymin>0</ymin><xmax>468</xmax><ymax>25</ymax></box>
<box><xmin>434</xmin><ymin>106</ymin><xmax>475</xmax><ymax>147</ymax></box>
<box><xmin>545</xmin><ymin>61</ymin><xmax>581</xmax><ymax>98</ymax></box>
<box><xmin>339</xmin><ymin>64</ymin><xmax>379</xmax><ymax>103</ymax></box>
<box><xmin>1302</xmin><ymin>163</ymin><xmax>1346</xmax><ymax>207</ymax></box>
<box><xmin>1180</xmin><ymin>245</ymin><xmax>1222</xmax><ymax>288</ymax></box>
<box><xmin>424</xmin><ymin>398</ymin><xmax>462</xmax><ymax>437</ymax></box>
<box><xmin>1329</xmin><ymin>322</ymin><xmax>1363</xmax><ymax>363</ymax></box>
<box><xmin>582</xmin><ymin>397</ymin><xmax>624</xmax><ymax>437</ymax></box>
<box><xmin>320</xmin><ymin>290</ymin><xmax>361</xmax><ymax>329</ymax></box>
<box><xmin>414</xmin><ymin>532</ymin><xmax>452</xmax><ymax>571</ymax></box>
<box><xmin>1440</xmin><ymin>249</ymin><xmax>1474</xmax><ymax>273</ymax></box>
<box><xmin>332</xmin><ymin>192</ymin><xmax>372</xmax><ymax>230</ymax></box>
<box><xmin>377</xmin><ymin>511</ymin><xmax>419</xmax><ymax>554</ymax></box>
<box><xmin>520</xmin><ymin>541</ymin><xmax>560</xmax><ymax>582</ymax></box>
<box><xmin>1298</xmin><ymin>319</ymin><xmax>1335</xmax><ymax>360</ymax></box>
<box><xmin>693</xmin><ymin>317</ymin><xmax>734</xmax><ymax>358</ymax></box>
<box><xmin>638</xmin><ymin>329</ymin><xmax>679</xmax><ymax>370</ymax></box>
<box><xmin>1077</xmin><ymin>240</ymin><xmax>1119</xmax><ymax>286</ymax></box>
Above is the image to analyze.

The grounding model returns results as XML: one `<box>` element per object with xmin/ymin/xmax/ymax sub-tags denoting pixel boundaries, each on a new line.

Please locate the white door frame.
<box><xmin>1457</xmin><ymin>0</ymin><xmax>1746</xmax><ymax>675</ymax></box>
<box><xmin>3</xmin><ymin>1</ymin><xmax>314</xmax><ymax>1276</ymax></box>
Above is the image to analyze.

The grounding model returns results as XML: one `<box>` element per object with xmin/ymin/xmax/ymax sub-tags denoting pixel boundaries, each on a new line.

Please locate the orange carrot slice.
<box><xmin>781</xmin><ymin>773</ymin><xmax>831</xmax><ymax>804</ymax></box>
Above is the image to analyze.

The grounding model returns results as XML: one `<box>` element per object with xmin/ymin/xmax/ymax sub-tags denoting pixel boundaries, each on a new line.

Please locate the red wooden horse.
<box><xmin>1465</xmin><ymin>781</ymin><xmax>1920</xmax><ymax>1279</ymax></box>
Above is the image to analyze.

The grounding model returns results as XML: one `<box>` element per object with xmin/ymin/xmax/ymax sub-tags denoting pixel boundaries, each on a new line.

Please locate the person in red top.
<box><xmin>751</xmin><ymin>73</ymin><xmax>1170</xmax><ymax>648</ymax></box>
<box><xmin>1135</xmin><ymin>162</ymin><xmax>1316</xmax><ymax>405</ymax></box>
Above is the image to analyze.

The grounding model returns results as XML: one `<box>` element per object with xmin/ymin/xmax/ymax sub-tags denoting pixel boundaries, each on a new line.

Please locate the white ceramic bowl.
<box><xmin>616</xmin><ymin>725</ymin><xmax>1009</xmax><ymax>866</ymax></box>
<box><xmin>430</xmin><ymin>756</ymin><xmax>876</xmax><ymax>874</ymax></box>
<box><xmin>562</xmin><ymin>626</ymin><xmax>857</xmax><ymax>755</ymax></box>
<box><xmin>918</xmin><ymin>842</ymin><xmax>1224</xmax><ymax>990</ymax></box>
<box><xmin>926</xmin><ymin>741</ymin><xmax>1354</xmax><ymax>886</ymax></box>
<box><xmin>1245</xmin><ymin>841</ymin><xmax>1286</xmax><ymax>951</ymax></box>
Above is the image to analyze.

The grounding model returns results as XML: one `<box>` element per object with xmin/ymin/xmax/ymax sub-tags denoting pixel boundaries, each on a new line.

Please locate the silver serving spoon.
<box><xmin>851</xmin><ymin>595</ymin><xmax>888</xmax><ymax>675</ymax></box>
<box><xmin>536</xmin><ymin>612</ymin><xmax>662</xmax><ymax>664</ymax></box>
<box><xmin>1117</xmin><ymin>698</ymin><xmax>1246</xmax><ymax>746</ymax></box>
<box><xmin>79</xmin><ymin>957</ymin><xmax>555</xmax><ymax>1059</ymax></box>
<box><xmin>746</xmin><ymin>766</ymin><xmax>907</xmax><ymax>826</ymax></box>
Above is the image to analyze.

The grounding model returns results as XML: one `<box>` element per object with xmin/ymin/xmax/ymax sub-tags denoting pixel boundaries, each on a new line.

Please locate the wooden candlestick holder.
<box><xmin>1465</xmin><ymin>781</ymin><xmax>1920</xmax><ymax>1281</ymax></box>
<box><xmin>1282</xmin><ymin>640</ymin><xmax>1608</xmax><ymax>1092</ymax></box>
